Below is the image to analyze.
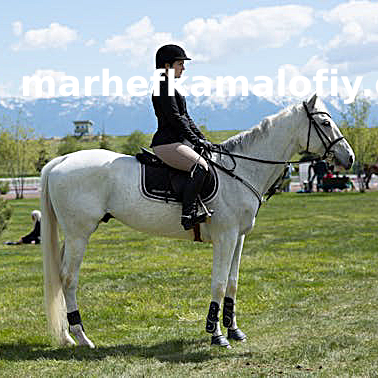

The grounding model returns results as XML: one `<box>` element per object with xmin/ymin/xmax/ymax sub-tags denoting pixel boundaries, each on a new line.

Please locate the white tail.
<box><xmin>41</xmin><ymin>156</ymin><xmax>67</xmax><ymax>344</ymax></box>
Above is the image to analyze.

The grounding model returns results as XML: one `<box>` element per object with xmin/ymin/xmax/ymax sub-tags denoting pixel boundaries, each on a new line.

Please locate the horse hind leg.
<box><xmin>61</xmin><ymin>235</ymin><xmax>95</xmax><ymax>348</ymax></box>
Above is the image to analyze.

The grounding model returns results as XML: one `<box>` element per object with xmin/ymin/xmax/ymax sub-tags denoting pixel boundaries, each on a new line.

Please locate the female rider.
<box><xmin>151</xmin><ymin>44</ymin><xmax>213</xmax><ymax>231</ymax></box>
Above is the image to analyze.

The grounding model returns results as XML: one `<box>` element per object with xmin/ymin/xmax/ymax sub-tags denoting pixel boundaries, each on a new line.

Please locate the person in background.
<box><xmin>282</xmin><ymin>163</ymin><xmax>293</xmax><ymax>192</ymax></box>
<box><xmin>309</xmin><ymin>158</ymin><xmax>328</xmax><ymax>192</ymax></box>
<box><xmin>19</xmin><ymin>210</ymin><xmax>41</xmax><ymax>244</ymax></box>
<box><xmin>325</xmin><ymin>170</ymin><xmax>334</xmax><ymax>179</ymax></box>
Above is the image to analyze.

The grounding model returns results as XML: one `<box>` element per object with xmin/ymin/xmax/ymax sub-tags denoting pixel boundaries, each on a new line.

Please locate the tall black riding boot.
<box><xmin>181</xmin><ymin>164</ymin><xmax>210</xmax><ymax>231</ymax></box>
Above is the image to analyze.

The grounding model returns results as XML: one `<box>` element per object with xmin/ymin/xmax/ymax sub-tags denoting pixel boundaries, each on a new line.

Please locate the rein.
<box><xmin>208</xmin><ymin>158</ymin><xmax>263</xmax><ymax>205</ymax></box>
<box><xmin>206</xmin><ymin>102</ymin><xmax>346</xmax><ymax>205</ymax></box>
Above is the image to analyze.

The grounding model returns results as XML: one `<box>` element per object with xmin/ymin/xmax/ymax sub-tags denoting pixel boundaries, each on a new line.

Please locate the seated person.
<box><xmin>5</xmin><ymin>210</ymin><xmax>42</xmax><ymax>245</ymax></box>
<box><xmin>20</xmin><ymin>210</ymin><xmax>41</xmax><ymax>244</ymax></box>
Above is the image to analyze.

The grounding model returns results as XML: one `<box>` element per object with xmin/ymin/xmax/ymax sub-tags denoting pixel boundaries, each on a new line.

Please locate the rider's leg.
<box><xmin>153</xmin><ymin>142</ymin><xmax>208</xmax><ymax>172</ymax></box>
<box><xmin>153</xmin><ymin>142</ymin><xmax>210</xmax><ymax>230</ymax></box>
<box><xmin>181</xmin><ymin>164</ymin><xmax>210</xmax><ymax>230</ymax></box>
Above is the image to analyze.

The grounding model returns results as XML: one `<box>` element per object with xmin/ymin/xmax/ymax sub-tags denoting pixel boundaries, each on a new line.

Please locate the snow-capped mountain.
<box><xmin>0</xmin><ymin>94</ymin><xmax>377</xmax><ymax>137</ymax></box>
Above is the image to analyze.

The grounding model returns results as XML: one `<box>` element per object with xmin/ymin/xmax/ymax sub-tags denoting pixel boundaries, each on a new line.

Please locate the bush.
<box><xmin>57</xmin><ymin>136</ymin><xmax>80</xmax><ymax>156</ymax></box>
<box><xmin>0</xmin><ymin>198</ymin><xmax>12</xmax><ymax>236</ymax></box>
<box><xmin>0</xmin><ymin>181</ymin><xmax>10</xmax><ymax>195</ymax></box>
<box><xmin>121</xmin><ymin>131</ymin><xmax>148</xmax><ymax>156</ymax></box>
<box><xmin>99</xmin><ymin>133</ymin><xmax>112</xmax><ymax>150</ymax></box>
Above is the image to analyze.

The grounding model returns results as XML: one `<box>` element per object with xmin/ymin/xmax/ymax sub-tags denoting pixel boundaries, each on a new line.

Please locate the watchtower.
<box><xmin>73</xmin><ymin>120</ymin><xmax>94</xmax><ymax>137</ymax></box>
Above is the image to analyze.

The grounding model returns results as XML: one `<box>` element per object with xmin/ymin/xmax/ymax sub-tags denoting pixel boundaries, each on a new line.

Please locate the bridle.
<box><xmin>301</xmin><ymin>101</ymin><xmax>345</xmax><ymax>161</ymax></box>
<box><xmin>206</xmin><ymin>101</ymin><xmax>346</xmax><ymax>206</ymax></box>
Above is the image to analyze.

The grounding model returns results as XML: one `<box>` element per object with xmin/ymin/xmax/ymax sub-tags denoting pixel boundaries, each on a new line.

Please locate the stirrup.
<box><xmin>181</xmin><ymin>212</ymin><xmax>209</xmax><ymax>230</ymax></box>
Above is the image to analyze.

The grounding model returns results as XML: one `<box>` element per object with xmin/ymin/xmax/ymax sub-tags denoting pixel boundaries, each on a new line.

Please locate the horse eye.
<box><xmin>323</xmin><ymin>120</ymin><xmax>331</xmax><ymax>127</ymax></box>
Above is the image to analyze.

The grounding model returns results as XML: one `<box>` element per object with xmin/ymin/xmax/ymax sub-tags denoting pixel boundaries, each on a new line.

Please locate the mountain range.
<box><xmin>0</xmin><ymin>94</ymin><xmax>377</xmax><ymax>137</ymax></box>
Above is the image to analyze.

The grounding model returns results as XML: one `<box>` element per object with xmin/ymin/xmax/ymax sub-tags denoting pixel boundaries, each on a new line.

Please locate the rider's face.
<box><xmin>171</xmin><ymin>60</ymin><xmax>185</xmax><ymax>78</ymax></box>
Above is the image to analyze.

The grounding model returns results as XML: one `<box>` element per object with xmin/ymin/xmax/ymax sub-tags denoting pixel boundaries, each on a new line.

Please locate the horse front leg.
<box><xmin>206</xmin><ymin>230</ymin><xmax>239</xmax><ymax>348</ymax></box>
<box><xmin>224</xmin><ymin>234</ymin><xmax>247</xmax><ymax>342</ymax></box>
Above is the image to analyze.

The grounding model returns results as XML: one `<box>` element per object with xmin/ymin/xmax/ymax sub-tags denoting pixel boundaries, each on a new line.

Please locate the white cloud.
<box><xmin>85</xmin><ymin>39</ymin><xmax>96</xmax><ymax>47</ymax></box>
<box><xmin>12</xmin><ymin>21</ymin><xmax>23</xmax><ymax>36</ymax></box>
<box><xmin>12</xmin><ymin>23</ymin><xmax>78</xmax><ymax>51</ymax></box>
<box><xmin>299</xmin><ymin>37</ymin><xmax>321</xmax><ymax>49</ymax></box>
<box><xmin>323</xmin><ymin>1</ymin><xmax>378</xmax><ymax>74</ymax></box>
<box><xmin>21</xmin><ymin>69</ymin><xmax>67</xmax><ymax>98</ymax></box>
<box><xmin>101</xmin><ymin>16</ymin><xmax>174</xmax><ymax>66</ymax></box>
<box><xmin>263</xmin><ymin>56</ymin><xmax>350</xmax><ymax>99</ymax></box>
<box><xmin>183</xmin><ymin>5</ymin><xmax>314</xmax><ymax>62</ymax></box>
<box><xmin>0</xmin><ymin>82</ymin><xmax>11</xmax><ymax>97</ymax></box>
<box><xmin>101</xmin><ymin>6</ymin><xmax>314</xmax><ymax>65</ymax></box>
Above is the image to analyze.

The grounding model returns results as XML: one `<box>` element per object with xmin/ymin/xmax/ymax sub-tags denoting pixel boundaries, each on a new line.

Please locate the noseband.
<box><xmin>301</xmin><ymin>101</ymin><xmax>345</xmax><ymax>161</ymax></box>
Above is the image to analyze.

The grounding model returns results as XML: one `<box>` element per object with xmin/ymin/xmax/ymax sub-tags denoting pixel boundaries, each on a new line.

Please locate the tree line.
<box><xmin>0</xmin><ymin>97</ymin><xmax>377</xmax><ymax>199</ymax></box>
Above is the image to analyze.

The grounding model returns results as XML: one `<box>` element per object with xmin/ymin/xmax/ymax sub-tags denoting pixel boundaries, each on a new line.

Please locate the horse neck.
<box><xmin>222</xmin><ymin>106</ymin><xmax>302</xmax><ymax>194</ymax></box>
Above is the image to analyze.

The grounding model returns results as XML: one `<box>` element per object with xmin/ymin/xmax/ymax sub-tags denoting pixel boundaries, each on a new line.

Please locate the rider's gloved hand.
<box><xmin>197</xmin><ymin>139</ymin><xmax>213</xmax><ymax>152</ymax></box>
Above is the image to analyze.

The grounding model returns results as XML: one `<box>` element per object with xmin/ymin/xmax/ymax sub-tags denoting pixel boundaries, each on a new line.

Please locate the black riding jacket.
<box><xmin>21</xmin><ymin>220</ymin><xmax>41</xmax><ymax>244</ymax></box>
<box><xmin>150</xmin><ymin>75</ymin><xmax>205</xmax><ymax>147</ymax></box>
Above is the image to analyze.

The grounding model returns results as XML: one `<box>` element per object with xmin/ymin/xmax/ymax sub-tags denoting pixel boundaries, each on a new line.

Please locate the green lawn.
<box><xmin>0</xmin><ymin>192</ymin><xmax>378</xmax><ymax>377</ymax></box>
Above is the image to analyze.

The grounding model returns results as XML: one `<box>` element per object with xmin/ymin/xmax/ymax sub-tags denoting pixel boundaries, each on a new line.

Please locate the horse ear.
<box><xmin>306</xmin><ymin>93</ymin><xmax>317</xmax><ymax>110</ymax></box>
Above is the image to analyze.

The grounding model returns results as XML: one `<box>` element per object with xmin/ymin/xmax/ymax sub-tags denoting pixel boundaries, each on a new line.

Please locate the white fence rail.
<box><xmin>0</xmin><ymin>177</ymin><xmax>41</xmax><ymax>192</ymax></box>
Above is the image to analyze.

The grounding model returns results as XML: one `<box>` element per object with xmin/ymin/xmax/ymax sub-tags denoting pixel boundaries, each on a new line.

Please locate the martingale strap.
<box><xmin>208</xmin><ymin>159</ymin><xmax>263</xmax><ymax>207</ymax></box>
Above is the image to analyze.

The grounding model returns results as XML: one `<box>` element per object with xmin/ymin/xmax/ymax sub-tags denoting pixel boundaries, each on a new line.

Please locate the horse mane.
<box><xmin>222</xmin><ymin>103</ymin><xmax>300</xmax><ymax>152</ymax></box>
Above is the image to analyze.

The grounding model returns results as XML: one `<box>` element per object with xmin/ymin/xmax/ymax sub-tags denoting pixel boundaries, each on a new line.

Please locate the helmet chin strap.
<box><xmin>300</xmin><ymin>102</ymin><xmax>344</xmax><ymax>160</ymax></box>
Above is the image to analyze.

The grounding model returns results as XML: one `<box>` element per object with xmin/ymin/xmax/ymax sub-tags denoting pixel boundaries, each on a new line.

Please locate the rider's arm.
<box><xmin>185</xmin><ymin>111</ymin><xmax>207</xmax><ymax>140</ymax></box>
<box><xmin>156</xmin><ymin>83</ymin><xmax>202</xmax><ymax>146</ymax></box>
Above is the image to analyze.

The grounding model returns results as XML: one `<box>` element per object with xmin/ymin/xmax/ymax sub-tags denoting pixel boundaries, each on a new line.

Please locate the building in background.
<box><xmin>73</xmin><ymin>120</ymin><xmax>94</xmax><ymax>137</ymax></box>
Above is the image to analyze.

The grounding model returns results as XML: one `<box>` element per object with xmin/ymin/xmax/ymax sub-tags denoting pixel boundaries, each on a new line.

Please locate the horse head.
<box><xmin>299</xmin><ymin>93</ymin><xmax>355</xmax><ymax>170</ymax></box>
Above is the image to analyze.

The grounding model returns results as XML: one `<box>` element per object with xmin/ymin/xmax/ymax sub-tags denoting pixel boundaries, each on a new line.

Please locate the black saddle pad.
<box><xmin>136</xmin><ymin>150</ymin><xmax>218</xmax><ymax>203</ymax></box>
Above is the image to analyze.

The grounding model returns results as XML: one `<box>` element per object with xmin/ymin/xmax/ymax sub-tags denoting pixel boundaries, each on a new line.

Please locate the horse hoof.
<box><xmin>211</xmin><ymin>335</ymin><xmax>231</xmax><ymax>348</ymax></box>
<box><xmin>69</xmin><ymin>324</ymin><xmax>95</xmax><ymax>348</ymax></box>
<box><xmin>227</xmin><ymin>328</ymin><xmax>247</xmax><ymax>342</ymax></box>
<box><xmin>62</xmin><ymin>330</ymin><xmax>76</xmax><ymax>346</ymax></box>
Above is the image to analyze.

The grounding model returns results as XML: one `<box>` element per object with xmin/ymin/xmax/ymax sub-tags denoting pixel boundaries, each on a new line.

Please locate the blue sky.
<box><xmin>1</xmin><ymin>0</ymin><xmax>378</xmax><ymax>98</ymax></box>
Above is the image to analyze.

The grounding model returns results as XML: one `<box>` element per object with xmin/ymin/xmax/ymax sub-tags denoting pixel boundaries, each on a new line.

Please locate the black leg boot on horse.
<box><xmin>181</xmin><ymin>164</ymin><xmax>212</xmax><ymax>231</ymax></box>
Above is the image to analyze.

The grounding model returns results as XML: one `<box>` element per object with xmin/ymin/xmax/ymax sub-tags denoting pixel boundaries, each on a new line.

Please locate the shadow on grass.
<box><xmin>0</xmin><ymin>338</ymin><xmax>253</xmax><ymax>364</ymax></box>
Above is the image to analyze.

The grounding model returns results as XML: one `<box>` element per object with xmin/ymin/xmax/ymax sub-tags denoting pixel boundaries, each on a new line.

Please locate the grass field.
<box><xmin>0</xmin><ymin>192</ymin><xmax>378</xmax><ymax>377</ymax></box>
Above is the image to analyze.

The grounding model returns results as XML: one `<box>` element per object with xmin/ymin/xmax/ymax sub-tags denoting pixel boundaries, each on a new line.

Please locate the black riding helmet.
<box><xmin>155</xmin><ymin>44</ymin><xmax>191</xmax><ymax>69</ymax></box>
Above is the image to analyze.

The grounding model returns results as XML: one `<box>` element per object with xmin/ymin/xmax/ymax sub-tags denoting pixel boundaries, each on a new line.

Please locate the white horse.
<box><xmin>41</xmin><ymin>94</ymin><xmax>354</xmax><ymax>348</ymax></box>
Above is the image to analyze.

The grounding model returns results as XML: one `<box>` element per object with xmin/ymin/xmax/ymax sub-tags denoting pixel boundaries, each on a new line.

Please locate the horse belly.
<box><xmin>106</xmin><ymin>158</ymin><xmax>199</xmax><ymax>241</ymax></box>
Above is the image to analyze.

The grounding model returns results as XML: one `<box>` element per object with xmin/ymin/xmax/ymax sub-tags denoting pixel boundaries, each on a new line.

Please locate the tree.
<box><xmin>0</xmin><ymin>198</ymin><xmax>12</xmax><ymax>236</ymax></box>
<box><xmin>57</xmin><ymin>135</ymin><xmax>80</xmax><ymax>156</ymax></box>
<box><xmin>340</xmin><ymin>95</ymin><xmax>377</xmax><ymax>191</ymax></box>
<box><xmin>99</xmin><ymin>127</ymin><xmax>112</xmax><ymax>150</ymax></box>
<box><xmin>34</xmin><ymin>137</ymin><xmax>50</xmax><ymax>173</ymax></box>
<box><xmin>121</xmin><ymin>131</ymin><xmax>148</xmax><ymax>155</ymax></box>
<box><xmin>0</xmin><ymin>114</ymin><xmax>35</xmax><ymax>199</ymax></box>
